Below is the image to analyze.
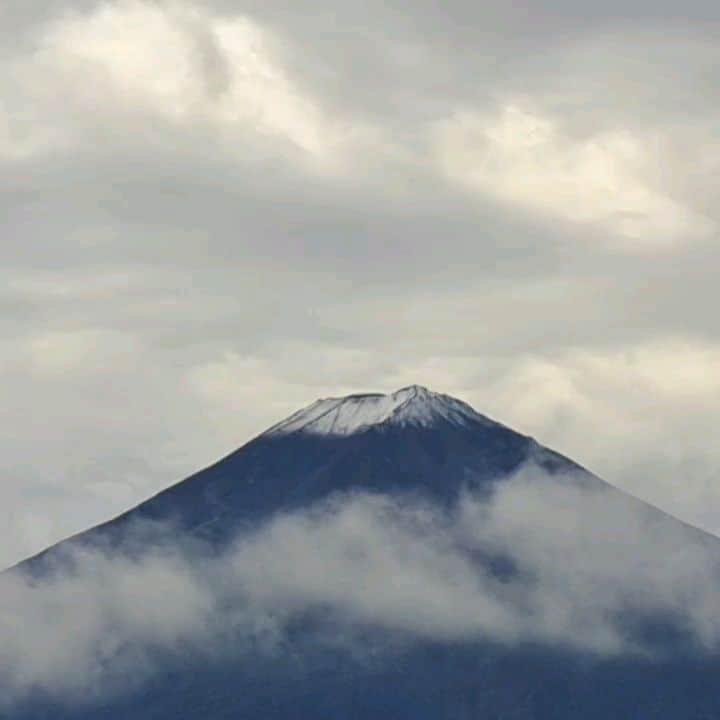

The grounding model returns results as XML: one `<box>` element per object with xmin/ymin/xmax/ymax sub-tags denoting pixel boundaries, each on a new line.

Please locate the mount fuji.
<box><xmin>22</xmin><ymin>385</ymin><xmax>558</xmax><ymax>568</ymax></box>
<box><xmin>7</xmin><ymin>386</ymin><xmax>720</xmax><ymax>719</ymax></box>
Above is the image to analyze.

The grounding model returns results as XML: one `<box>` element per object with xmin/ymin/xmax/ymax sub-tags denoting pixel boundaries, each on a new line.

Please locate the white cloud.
<box><xmin>28</xmin><ymin>329</ymin><xmax>142</xmax><ymax>374</ymax></box>
<box><xmin>0</xmin><ymin>540</ymin><xmax>215</xmax><ymax>703</ymax></box>
<box><xmin>4</xmin><ymin>467</ymin><xmax>720</xmax><ymax>708</ymax></box>
<box><xmin>434</xmin><ymin>104</ymin><xmax>714</xmax><ymax>249</ymax></box>
<box><xmin>477</xmin><ymin>338</ymin><xmax>720</xmax><ymax>532</ymax></box>
<box><xmin>0</xmin><ymin>0</ymin><xmax>375</xmax><ymax>166</ymax></box>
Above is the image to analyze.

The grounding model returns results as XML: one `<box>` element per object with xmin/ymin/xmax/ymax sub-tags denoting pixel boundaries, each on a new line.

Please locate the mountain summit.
<box><xmin>265</xmin><ymin>385</ymin><xmax>494</xmax><ymax>437</ymax></box>
<box><xmin>22</xmin><ymin>385</ymin><xmax>541</xmax><ymax>563</ymax></box>
<box><xmin>9</xmin><ymin>386</ymin><xmax>720</xmax><ymax>720</ymax></box>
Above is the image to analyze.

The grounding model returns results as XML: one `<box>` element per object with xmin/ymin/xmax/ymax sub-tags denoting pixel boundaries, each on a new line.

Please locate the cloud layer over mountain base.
<box><xmin>3</xmin><ymin>465</ymin><xmax>720</xmax><ymax>709</ymax></box>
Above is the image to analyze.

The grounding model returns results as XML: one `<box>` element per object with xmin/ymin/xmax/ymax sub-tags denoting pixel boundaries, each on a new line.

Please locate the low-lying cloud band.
<box><xmin>4</xmin><ymin>465</ymin><xmax>720</xmax><ymax>708</ymax></box>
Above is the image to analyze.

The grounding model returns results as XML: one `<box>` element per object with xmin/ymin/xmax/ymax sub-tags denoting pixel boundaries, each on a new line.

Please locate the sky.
<box><xmin>1</xmin><ymin>0</ymin><xmax>720</xmax><ymax>569</ymax></box>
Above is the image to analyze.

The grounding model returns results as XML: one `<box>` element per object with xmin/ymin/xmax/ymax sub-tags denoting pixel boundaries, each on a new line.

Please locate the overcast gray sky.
<box><xmin>1</xmin><ymin>0</ymin><xmax>720</xmax><ymax>569</ymax></box>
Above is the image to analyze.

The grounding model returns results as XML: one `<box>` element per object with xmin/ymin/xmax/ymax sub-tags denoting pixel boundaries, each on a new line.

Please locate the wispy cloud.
<box><xmin>4</xmin><ymin>465</ymin><xmax>720</xmax><ymax>708</ymax></box>
<box><xmin>434</xmin><ymin>104</ymin><xmax>714</xmax><ymax>249</ymax></box>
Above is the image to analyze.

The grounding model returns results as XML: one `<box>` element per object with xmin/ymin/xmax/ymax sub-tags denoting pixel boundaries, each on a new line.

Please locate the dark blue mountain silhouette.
<box><xmin>8</xmin><ymin>386</ymin><xmax>720</xmax><ymax>719</ymax></box>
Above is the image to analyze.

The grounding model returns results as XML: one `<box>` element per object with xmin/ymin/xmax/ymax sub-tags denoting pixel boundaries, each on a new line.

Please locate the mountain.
<box><xmin>7</xmin><ymin>385</ymin><xmax>720</xmax><ymax>719</ymax></box>
<box><xmin>20</xmin><ymin>385</ymin><xmax>564</xmax><ymax>571</ymax></box>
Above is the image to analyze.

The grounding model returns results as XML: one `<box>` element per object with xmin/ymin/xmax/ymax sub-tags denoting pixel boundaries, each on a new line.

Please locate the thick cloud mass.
<box><xmin>1</xmin><ymin>0</ymin><xmax>720</xmax><ymax>567</ymax></box>
<box><xmin>4</xmin><ymin>468</ymin><xmax>720</xmax><ymax>707</ymax></box>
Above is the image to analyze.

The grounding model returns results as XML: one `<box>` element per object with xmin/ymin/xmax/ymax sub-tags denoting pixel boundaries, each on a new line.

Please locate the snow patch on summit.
<box><xmin>265</xmin><ymin>385</ymin><xmax>491</xmax><ymax>437</ymax></box>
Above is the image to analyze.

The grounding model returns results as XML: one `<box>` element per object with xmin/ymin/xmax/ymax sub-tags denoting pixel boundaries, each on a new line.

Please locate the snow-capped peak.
<box><xmin>264</xmin><ymin>385</ymin><xmax>491</xmax><ymax>437</ymax></box>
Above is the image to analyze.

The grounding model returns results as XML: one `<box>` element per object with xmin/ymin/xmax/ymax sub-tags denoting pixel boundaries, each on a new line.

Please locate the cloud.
<box><xmin>28</xmin><ymin>328</ymin><xmax>142</xmax><ymax>373</ymax></box>
<box><xmin>0</xmin><ymin>0</ymin><xmax>375</xmax><ymax>166</ymax></box>
<box><xmin>479</xmin><ymin>339</ymin><xmax>720</xmax><ymax>534</ymax></box>
<box><xmin>230</xmin><ymin>468</ymin><xmax>720</xmax><ymax>655</ymax></box>
<box><xmin>0</xmin><ymin>537</ymin><xmax>215</xmax><ymax>704</ymax></box>
<box><xmin>460</xmin><ymin>469</ymin><xmax>720</xmax><ymax>649</ymax></box>
<box><xmin>2</xmin><ymin>0</ymin><xmax>720</xmax><ymax>572</ymax></box>
<box><xmin>4</xmin><ymin>466</ymin><xmax>720</xmax><ymax>708</ymax></box>
<box><xmin>434</xmin><ymin>104</ymin><xmax>714</xmax><ymax>249</ymax></box>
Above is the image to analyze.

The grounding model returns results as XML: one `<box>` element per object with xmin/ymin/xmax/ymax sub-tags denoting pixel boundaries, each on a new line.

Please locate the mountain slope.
<box><xmin>7</xmin><ymin>386</ymin><xmax>720</xmax><ymax>719</ymax></box>
<box><xmin>21</xmin><ymin>385</ymin><xmax>570</xmax><ymax>572</ymax></box>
